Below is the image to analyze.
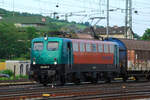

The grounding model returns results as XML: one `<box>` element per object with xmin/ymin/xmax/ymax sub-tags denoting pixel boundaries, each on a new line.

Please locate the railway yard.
<box><xmin>1</xmin><ymin>80</ymin><xmax>150</xmax><ymax>100</ymax></box>
<box><xmin>0</xmin><ymin>0</ymin><xmax>150</xmax><ymax>100</ymax></box>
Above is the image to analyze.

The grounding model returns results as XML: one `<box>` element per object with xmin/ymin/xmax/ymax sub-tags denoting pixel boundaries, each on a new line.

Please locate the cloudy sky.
<box><xmin>0</xmin><ymin>0</ymin><xmax>150</xmax><ymax>36</ymax></box>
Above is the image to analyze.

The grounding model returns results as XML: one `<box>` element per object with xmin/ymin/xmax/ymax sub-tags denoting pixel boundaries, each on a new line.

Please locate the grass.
<box><xmin>0</xmin><ymin>75</ymin><xmax>29</xmax><ymax>81</ymax></box>
<box><xmin>0</xmin><ymin>69</ymin><xmax>29</xmax><ymax>80</ymax></box>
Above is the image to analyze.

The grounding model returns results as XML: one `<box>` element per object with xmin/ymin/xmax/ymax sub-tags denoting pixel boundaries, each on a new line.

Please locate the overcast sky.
<box><xmin>0</xmin><ymin>0</ymin><xmax>150</xmax><ymax>36</ymax></box>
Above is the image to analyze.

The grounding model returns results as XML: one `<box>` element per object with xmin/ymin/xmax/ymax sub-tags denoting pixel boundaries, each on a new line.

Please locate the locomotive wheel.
<box><xmin>43</xmin><ymin>83</ymin><xmax>47</xmax><ymax>86</ymax></box>
<box><xmin>91</xmin><ymin>78</ymin><xmax>98</xmax><ymax>83</ymax></box>
<box><xmin>123</xmin><ymin>77</ymin><xmax>128</xmax><ymax>82</ymax></box>
<box><xmin>134</xmin><ymin>76</ymin><xmax>139</xmax><ymax>81</ymax></box>
<box><xmin>105</xmin><ymin>77</ymin><xmax>111</xmax><ymax>83</ymax></box>
<box><xmin>146</xmin><ymin>77</ymin><xmax>150</xmax><ymax>81</ymax></box>
<box><xmin>60</xmin><ymin>75</ymin><xmax>65</xmax><ymax>85</ymax></box>
<box><xmin>74</xmin><ymin>78</ymin><xmax>80</xmax><ymax>85</ymax></box>
<box><xmin>146</xmin><ymin>75</ymin><xmax>150</xmax><ymax>81</ymax></box>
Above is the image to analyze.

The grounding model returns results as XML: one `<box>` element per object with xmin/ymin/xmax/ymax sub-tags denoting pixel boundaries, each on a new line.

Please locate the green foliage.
<box><xmin>0</xmin><ymin>59</ymin><xmax>6</xmax><ymax>62</ymax></box>
<box><xmin>0</xmin><ymin>76</ymin><xmax>15</xmax><ymax>80</ymax></box>
<box><xmin>0</xmin><ymin>77</ymin><xmax>9</xmax><ymax>80</ymax></box>
<box><xmin>26</xmin><ymin>27</ymin><xmax>39</xmax><ymax>40</ymax></box>
<box><xmin>0</xmin><ymin>22</ymin><xmax>26</xmax><ymax>59</ymax></box>
<box><xmin>133</xmin><ymin>33</ymin><xmax>141</xmax><ymax>40</ymax></box>
<box><xmin>15</xmin><ymin>75</ymin><xmax>28</xmax><ymax>80</ymax></box>
<box><xmin>0</xmin><ymin>75</ymin><xmax>28</xmax><ymax>80</ymax></box>
<box><xmin>0</xmin><ymin>22</ymin><xmax>40</xmax><ymax>59</ymax></box>
<box><xmin>1</xmin><ymin>69</ymin><xmax>14</xmax><ymax>77</ymax></box>
<box><xmin>141</xmin><ymin>28</ymin><xmax>150</xmax><ymax>40</ymax></box>
<box><xmin>0</xmin><ymin>22</ymin><xmax>18</xmax><ymax>59</ymax></box>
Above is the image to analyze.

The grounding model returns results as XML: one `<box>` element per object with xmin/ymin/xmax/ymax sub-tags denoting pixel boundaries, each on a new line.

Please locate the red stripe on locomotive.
<box><xmin>71</xmin><ymin>39</ymin><xmax>114</xmax><ymax>65</ymax></box>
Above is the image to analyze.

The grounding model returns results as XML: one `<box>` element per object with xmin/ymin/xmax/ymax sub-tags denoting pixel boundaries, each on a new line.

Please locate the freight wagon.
<box><xmin>105</xmin><ymin>38</ymin><xmax>150</xmax><ymax>80</ymax></box>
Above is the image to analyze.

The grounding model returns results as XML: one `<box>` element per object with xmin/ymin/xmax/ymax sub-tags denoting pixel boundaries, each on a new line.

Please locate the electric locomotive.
<box><xmin>29</xmin><ymin>36</ymin><xmax>120</xmax><ymax>85</ymax></box>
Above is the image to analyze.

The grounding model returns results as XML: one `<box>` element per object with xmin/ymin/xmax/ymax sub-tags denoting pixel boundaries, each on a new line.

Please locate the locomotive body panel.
<box><xmin>31</xmin><ymin>37</ymin><xmax>63</xmax><ymax>65</ymax></box>
<box><xmin>71</xmin><ymin>39</ymin><xmax>117</xmax><ymax>65</ymax></box>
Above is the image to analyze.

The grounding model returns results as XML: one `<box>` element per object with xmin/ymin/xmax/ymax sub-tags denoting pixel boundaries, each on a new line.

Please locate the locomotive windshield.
<box><xmin>33</xmin><ymin>42</ymin><xmax>43</xmax><ymax>51</ymax></box>
<box><xmin>47</xmin><ymin>42</ymin><xmax>59</xmax><ymax>51</ymax></box>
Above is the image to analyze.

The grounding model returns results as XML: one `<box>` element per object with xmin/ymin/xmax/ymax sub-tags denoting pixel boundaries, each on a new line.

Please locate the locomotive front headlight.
<box><xmin>33</xmin><ymin>58</ymin><xmax>36</xmax><ymax>65</ymax></box>
<box><xmin>54</xmin><ymin>61</ymin><xmax>57</xmax><ymax>65</ymax></box>
<box><xmin>33</xmin><ymin>61</ymin><xmax>36</xmax><ymax>65</ymax></box>
<box><xmin>54</xmin><ymin>58</ymin><xmax>57</xmax><ymax>65</ymax></box>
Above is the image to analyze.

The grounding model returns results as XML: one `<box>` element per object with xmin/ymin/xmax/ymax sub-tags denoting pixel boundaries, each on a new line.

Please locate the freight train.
<box><xmin>29</xmin><ymin>36</ymin><xmax>150</xmax><ymax>85</ymax></box>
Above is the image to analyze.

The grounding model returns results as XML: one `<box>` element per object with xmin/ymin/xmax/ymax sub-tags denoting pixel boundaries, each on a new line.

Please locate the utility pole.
<box><xmin>106</xmin><ymin>0</ymin><xmax>109</xmax><ymax>38</ymax></box>
<box><xmin>65</xmin><ymin>14</ymin><xmax>68</xmax><ymax>21</ymax></box>
<box><xmin>129</xmin><ymin>0</ymin><xmax>132</xmax><ymax>29</ymax></box>
<box><xmin>125</xmin><ymin>0</ymin><xmax>128</xmax><ymax>38</ymax></box>
<box><xmin>13</xmin><ymin>0</ymin><xmax>15</xmax><ymax>16</ymax></box>
<box><xmin>53</xmin><ymin>12</ymin><xmax>58</xmax><ymax>19</ymax></box>
<box><xmin>125</xmin><ymin>0</ymin><xmax>132</xmax><ymax>39</ymax></box>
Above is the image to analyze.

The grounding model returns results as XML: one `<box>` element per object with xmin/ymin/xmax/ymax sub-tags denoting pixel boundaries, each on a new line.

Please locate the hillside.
<box><xmin>0</xmin><ymin>8</ymin><xmax>88</xmax><ymax>33</ymax></box>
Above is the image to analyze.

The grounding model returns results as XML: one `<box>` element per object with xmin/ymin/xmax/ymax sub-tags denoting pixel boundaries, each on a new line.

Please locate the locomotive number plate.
<box><xmin>40</xmin><ymin>66</ymin><xmax>50</xmax><ymax>69</ymax></box>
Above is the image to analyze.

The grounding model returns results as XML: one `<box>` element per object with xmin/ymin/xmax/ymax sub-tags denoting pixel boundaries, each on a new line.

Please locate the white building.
<box><xmin>5</xmin><ymin>60</ymin><xmax>30</xmax><ymax>76</ymax></box>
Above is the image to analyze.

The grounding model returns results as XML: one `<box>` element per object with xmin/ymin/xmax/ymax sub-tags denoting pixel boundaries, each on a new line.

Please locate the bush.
<box><xmin>0</xmin><ymin>59</ymin><xmax>6</xmax><ymax>62</ymax></box>
<box><xmin>0</xmin><ymin>77</ymin><xmax>8</xmax><ymax>80</ymax></box>
<box><xmin>2</xmin><ymin>69</ymin><xmax>14</xmax><ymax>77</ymax></box>
<box><xmin>15</xmin><ymin>75</ymin><xmax>28</xmax><ymax>80</ymax></box>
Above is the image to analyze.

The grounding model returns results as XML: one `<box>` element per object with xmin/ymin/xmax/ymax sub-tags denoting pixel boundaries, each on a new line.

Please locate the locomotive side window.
<box><xmin>33</xmin><ymin>42</ymin><xmax>43</xmax><ymax>51</ymax></box>
<box><xmin>86</xmin><ymin>43</ymin><xmax>91</xmax><ymax>52</ymax></box>
<box><xmin>98</xmin><ymin>44</ymin><xmax>103</xmax><ymax>53</ymax></box>
<box><xmin>47</xmin><ymin>42</ymin><xmax>59</xmax><ymax>51</ymax></box>
<box><xmin>104</xmin><ymin>44</ymin><xmax>109</xmax><ymax>53</ymax></box>
<box><xmin>73</xmin><ymin>42</ymin><xmax>78</xmax><ymax>52</ymax></box>
<box><xmin>91</xmin><ymin>44</ymin><xmax>97</xmax><ymax>52</ymax></box>
<box><xmin>110</xmin><ymin>45</ymin><xmax>114</xmax><ymax>53</ymax></box>
<box><xmin>80</xmin><ymin>42</ymin><xmax>85</xmax><ymax>52</ymax></box>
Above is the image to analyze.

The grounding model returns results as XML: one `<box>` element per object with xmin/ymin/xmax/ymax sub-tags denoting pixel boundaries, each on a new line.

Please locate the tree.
<box><xmin>48</xmin><ymin>22</ymin><xmax>61</xmax><ymax>32</ymax></box>
<box><xmin>0</xmin><ymin>22</ymin><xmax>18</xmax><ymax>59</ymax></box>
<box><xmin>141</xmin><ymin>28</ymin><xmax>150</xmax><ymax>40</ymax></box>
<box><xmin>26</xmin><ymin>27</ymin><xmax>39</xmax><ymax>41</ymax></box>
<box><xmin>0</xmin><ymin>22</ymin><xmax>32</xmax><ymax>59</ymax></box>
<box><xmin>84</xmin><ymin>22</ymin><xmax>90</xmax><ymax>26</ymax></box>
<box><xmin>133</xmin><ymin>33</ymin><xmax>141</xmax><ymax>40</ymax></box>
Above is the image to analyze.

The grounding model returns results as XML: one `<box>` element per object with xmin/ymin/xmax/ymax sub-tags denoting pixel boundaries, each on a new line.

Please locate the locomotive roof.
<box><xmin>105</xmin><ymin>37</ymin><xmax>150</xmax><ymax>51</ymax></box>
<box><xmin>32</xmin><ymin>37</ymin><xmax>117</xmax><ymax>45</ymax></box>
<box><xmin>71</xmin><ymin>39</ymin><xmax>117</xmax><ymax>45</ymax></box>
<box><xmin>32</xmin><ymin>37</ymin><xmax>63</xmax><ymax>41</ymax></box>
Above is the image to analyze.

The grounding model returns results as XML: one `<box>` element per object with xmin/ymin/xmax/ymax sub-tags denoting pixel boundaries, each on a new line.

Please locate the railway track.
<box><xmin>1</xmin><ymin>81</ymin><xmax>150</xmax><ymax>100</ymax></box>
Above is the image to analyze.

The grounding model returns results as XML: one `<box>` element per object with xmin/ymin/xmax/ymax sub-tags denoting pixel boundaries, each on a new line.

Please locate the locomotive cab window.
<box><xmin>47</xmin><ymin>42</ymin><xmax>59</xmax><ymax>51</ymax></box>
<box><xmin>33</xmin><ymin>42</ymin><xmax>43</xmax><ymax>51</ymax></box>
